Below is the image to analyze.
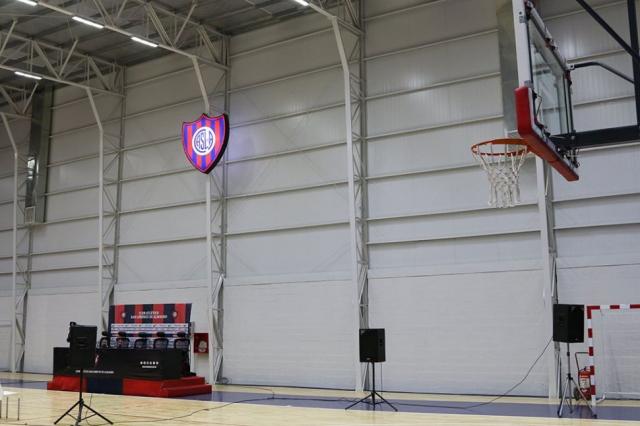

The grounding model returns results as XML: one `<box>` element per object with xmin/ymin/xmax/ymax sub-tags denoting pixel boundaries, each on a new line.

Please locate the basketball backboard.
<box><xmin>512</xmin><ymin>0</ymin><xmax>579</xmax><ymax>181</ymax></box>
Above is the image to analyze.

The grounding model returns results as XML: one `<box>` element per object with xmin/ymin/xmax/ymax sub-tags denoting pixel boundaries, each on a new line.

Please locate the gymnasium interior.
<box><xmin>1</xmin><ymin>0</ymin><xmax>640</xmax><ymax>424</ymax></box>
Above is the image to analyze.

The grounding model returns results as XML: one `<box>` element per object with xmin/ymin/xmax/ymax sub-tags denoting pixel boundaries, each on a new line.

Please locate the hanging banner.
<box><xmin>182</xmin><ymin>113</ymin><xmax>229</xmax><ymax>174</ymax></box>
<box><xmin>108</xmin><ymin>303</ymin><xmax>192</xmax><ymax>347</ymax></box>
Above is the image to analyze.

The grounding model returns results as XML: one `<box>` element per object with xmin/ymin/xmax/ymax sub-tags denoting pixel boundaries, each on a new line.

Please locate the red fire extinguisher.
<box><xmin>574</xmin><ymin>352</ymin><xmax>592</xmax><ymax>400</ymax></box>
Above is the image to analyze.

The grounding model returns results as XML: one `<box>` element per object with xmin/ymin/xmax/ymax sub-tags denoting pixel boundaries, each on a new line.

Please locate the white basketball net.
<box><xmin>472</xmin><ymin>140</ymin><xmax>529</xmax><ymax>208</ymax></box>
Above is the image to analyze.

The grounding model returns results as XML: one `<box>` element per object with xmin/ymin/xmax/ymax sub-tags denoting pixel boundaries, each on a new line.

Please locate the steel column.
<box><xmin>627</xmin><ymin>0</ymin><xmax>640</xmax><ymax>125</ymax></box>
<box><xmin>198</xmin><ymin>37</ymin><xmax>230</xmax><ymax>385</ymax></box>
<box><xmin>1</xmin><ymin>113</ymin><xmax>18</xmax><ymax>373</ymax></box>
<box><xmin>512</xmin><ymin>0</ymin><xmax>560</xmax><ymax>398</ymax></box>
<box><xmin>86</xmin><ymin>88</ymin><xmax>105</xmax><ymax>330</ymax></box>
<box><xmin>536</xmin><ymin>159</ymin><xmax>560</xmax><ymax>399</ymax></box>
<box><xmin>307</xmin><ymin>0</ymin><xmax>367</xmax><ymax>391</ymax></box>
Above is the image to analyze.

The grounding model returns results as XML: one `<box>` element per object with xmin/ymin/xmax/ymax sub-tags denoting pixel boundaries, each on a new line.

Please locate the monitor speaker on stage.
<box><xmin>359</xmin><ymin>328</ymin><xmax>385</xmax><ymax>363</ymax></box>
<box><xmin>67</xmin><ymin>323</ymin><xmax>97</xmax><ymax>369</ymax></box>
<box><xmin>553</xmin><ymin>304</ymin><xmax>584</xmax><ymax>343</ymax></box>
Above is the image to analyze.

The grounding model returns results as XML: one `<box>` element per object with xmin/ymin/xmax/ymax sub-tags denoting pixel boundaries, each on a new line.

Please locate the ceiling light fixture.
<box><xmin>293</xmin><ymin>0</ymin><xmax>309</xmax><ymax>5</ymax></box>
<box><xmin>131</xmin><ymin>36</ymin><xmax>158</xmax><ymax>48</ymax></box>
<box><xmin>72</xmin><ymin>16</ymin><xmax>104</xmax><ymax>29</ymax></box>
<box><xmin>15</xmin><ymin>71</ymin><xmax>42</xmax><ymax>80</ymax></box>
<box><xmin>16</xmin><ymin>0</ymin><xmax>37</xmax><ymax>6</ymax></box>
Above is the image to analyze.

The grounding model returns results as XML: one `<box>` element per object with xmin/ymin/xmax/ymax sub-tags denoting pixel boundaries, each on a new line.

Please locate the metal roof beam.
<box><xmin>0</xmin><ymin>28</ymin><xmax>122</xmax><ymax>95</ymax></box>
<box><xmin>35</xmin><ymin>0</ymin><xmax>228</xmax><ymax>71</ymax></box>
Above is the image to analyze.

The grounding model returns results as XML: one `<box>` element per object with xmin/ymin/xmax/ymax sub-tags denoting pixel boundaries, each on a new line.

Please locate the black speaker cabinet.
<box><xmin>553</xmin><ymin>304</ymin><xmax>584</xmax><ymax>343</ymax></box>
<box><xmin>67</xmin><ymin>324</ymin><xmax>97</xmax><ymax>369</ymax></box>
<box><xmin>359</xmin><ymin>328</ymin><xmax>385</xmax><ymax>363</ymax></box>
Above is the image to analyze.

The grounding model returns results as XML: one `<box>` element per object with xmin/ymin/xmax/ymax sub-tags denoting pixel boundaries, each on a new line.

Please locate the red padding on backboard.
<box><xmin>514</xmin><ymin>86</ymin><xmax>579</xmax><ymax>181</ymax></box>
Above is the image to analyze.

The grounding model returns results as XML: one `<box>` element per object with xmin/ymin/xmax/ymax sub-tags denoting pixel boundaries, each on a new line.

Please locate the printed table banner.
<box><xmin>108</xmin><ymin>303</ymin><xmax>192</xmax><ymax>348</ymax></box>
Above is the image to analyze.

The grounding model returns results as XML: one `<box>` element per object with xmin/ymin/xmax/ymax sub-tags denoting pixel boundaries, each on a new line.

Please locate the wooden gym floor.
<box><xmin>2</xmin><ymin>372</ymin><xmax>640</xmax><ymax>425</ymax></box>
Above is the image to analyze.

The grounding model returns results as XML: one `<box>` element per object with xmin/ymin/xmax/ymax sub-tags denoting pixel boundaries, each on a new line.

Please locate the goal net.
<box><xmin>588</xmin><ymin>304</ymin><xmax>640</xmax><ymax>405</ymax></box>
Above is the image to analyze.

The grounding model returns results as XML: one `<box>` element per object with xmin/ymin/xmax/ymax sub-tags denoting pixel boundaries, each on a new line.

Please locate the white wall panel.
<box><xmin>573</xmin><ymin>98</ymin><xmax>637</xmax><ymax>132</ymax></box>
<box><xmin>558</xmin><ymin>264</ymin><xmax>640</xmax><ymax>304</ymax></box>
<box><xmin>124</xmin><ymin>98</ymin><xmax>222</xmax><ymax>148</ymax></box>
<box><xmin>46</xmin><ymin>188</ymin><xmax>100</xmax><ymax>221</ymax></box>
<box><xmin>126</xmin><ymin>66</ymin><xmax>223</xmax><ymax>116</ymax></box>
<box><xmin>546</xmin><ymin>3</ymin><xmax>630</xmax><ymax>59</ymax></box>
<box><xmin>52</xmin><ymin>85</ymin><xmax>90</xmax><ymax>106</ymax></box>
<box><xmin>49</xmin><ymin>122</ymin><xmax>121</xmax><ymax>164</ymax></box>
<box><xmin>570</xmin><ymin>53</ymin><xmax>632</xmax><ymax>103</ymax></box>
<box><xmin>370</xmin><ymin>205</ymin><xmax>539</xmax><ymax>243</ymax></box>
<box><xmin>368</xmin><ymin>119</ymin><xmax>504</xmax><ymax>176</ymax></box>
<box><xmin>367</xmin><ymin>77</ymin><xmax>502</xmax><ymax>136</ymax></box>
<box><xmin>367</xmin><ymin>31</ymin><xmax>499</xmax><ymax>97</ymax></box>
<box><xmin>227</xmin><ymin>145</ymin><xmax>347</xmax><ymax>196</ymax></box>
<box><xmin>228</xmin><ymin>107</ymin><xmax>346</xmax><ymax>161</ymax></box>
<box><xmin>126</xmin><ymin>54</ymin><xmax>193</xmax><ymax>86</ymax></box>
<box><xmin>0</xmin><ymin>229</ymin><xmax>27</xmax><ymax>259</ymax></box>
<box><xmin>119</xmin><ymin>204</ymin><xmax>206</xmax><ymax>245</ymax></box>
<box><xmin>370</xmin><ymin>272</ymin><xmax>548</xmax><ymax>395</ymax></box>
<box><xmin>555</xmin><ymin>195</ymin><xmax>640</xmax><ymax>229</ymax></box>
<box><xmin>118</xmin><ymin>240</ymin><xmax>206</xmax><ymax>284</ymax></box>
<box><xmin>30</xmin><ymin>268</ymin><xmax>98</xmax><ymax>289</ymax></box>
<box><xmin>31</xmin><ymin>250</ymin><xmax>97</xmax><ymax>272</ymax></box>
<box><xmin>227</xmin><ymin>185</ymin><xmax>348</xmax><ymax>233</ymax></box>
<box><xmin>553</xmin><ymin>145</ymin><xmax>640</xmax><ymax>199</ymax></box>
<box><xmin>370</xmin><ymin>232</ymin><xmax>541</xmax><ymax>271</ymax></box>
<box><xmin>557</xmin><ymin>225</ymin><xmax>640</xmax><ymax>259</ymax></box>
<box><xmin>538</xmin><ymin>0</ymin><xmax>615</xmax><ymax>16</ymax></box>
<box><xmin>0</xmin><ymin>203</ymin><xmax>25</xmax><ymax>229</ymax></box>
<box><xmin>120</xmin><ymin>172</ymin><xmax>205</xmax><ymax>212</ymax></box>
<box><xmin>223</xmin><ymin>281</ymin><xmax>353</xmax><ymax>388</ymax></box>
<box><xmin>48</xmin><ymin>155</ymin><xmax>116</xmax><ymax>192</ymax></box>
<box><xmin>51</xmin><ymin>96</ymin><xmax>122</xmax><ymax>135</ymax></box>
<box><xmin>231</xmin><ymin>10</ymin><xmax>329</xmax><ymax>54</ymax></box>
<box><xmin>230</xmin><ymin>31</ymin><xmax>338</xmax><ymax>88</ymax></box>
<box><xmin>368</xmin><ymin>162</ymin><xmax>537</xmax><ymax>218</ymax></box>
<box><xmin>231</xmin><ymin>68</ymin><xmax>343</xmax><ymax>124</ymax></box>
<box><xmin>32</xmin><ymin>218</ymin><xmax>97</xmax><ymax>253</ymax></box>
<box><xmin>122</xmin><ymin>140</ymin><xmax>191</xmax><ymax>179</ymax></box>
<box><xmin>366</xmin><ymin>0</ymin><xmax>426</xmax><ymax>17</ymax></box>
<box><xmin>24</xmin><ymin>291</ymin><xmax>96</xmax><ymax>373</ymax></box>
<box><xmin>227</xmin><ymin>225</ymin><xmax>350</xmax><ymax>277</ymax></box>
<box><xmin>366</xmin><ymin>0</ymin><xmax>496</xmax><ymax>56</ymax></box>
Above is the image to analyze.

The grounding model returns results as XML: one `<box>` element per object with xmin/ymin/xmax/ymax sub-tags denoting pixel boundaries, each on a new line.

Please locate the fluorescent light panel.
<box><xmin>72</xmin><ymin>16</ymin><xmax>104</xmax><ymax>29</ymax></box>
<box><xmin>16</xmin><ymin>0</ymin><xmax>37</xmax><ymax>6</ymax></box>
<box><xmin>293</xmin><ymin>0</ymin><xmax>308</xmax><ymax>5</ymax></box>
<box><xmin>131</xmin><ymin>36</ymin><xmax>158</xmax><ymax>48</ymax></box>
<box><xmin>15</xmin><ymin>71</ymin><xmax>42</xmax><ymax>80</ymax></box>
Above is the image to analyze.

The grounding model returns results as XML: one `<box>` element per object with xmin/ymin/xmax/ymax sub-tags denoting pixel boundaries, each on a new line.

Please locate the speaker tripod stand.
<box><xmin>557</xmin><ymin>342</ymin><xmax>596</xmax><ymax>418</ymax></box>
<box><xmin>54</xmin><ymin>368</ymin><xmax>113</xmax><ymax>425</ymax></box>
<box><xmin>345</xmin><ymin>362</ymin><xmax>397</xmax><ymax>412</ymax></box>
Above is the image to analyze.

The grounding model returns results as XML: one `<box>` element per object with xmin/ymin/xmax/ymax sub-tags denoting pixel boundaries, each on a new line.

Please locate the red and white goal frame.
<box><xmin>587</xmin><ymin>304</ymin><xmax>640</xmax><ymax>410</ymax></box>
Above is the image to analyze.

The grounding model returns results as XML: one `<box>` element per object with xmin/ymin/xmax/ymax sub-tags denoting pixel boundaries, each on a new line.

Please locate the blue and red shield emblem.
<box><xmin>182</xmin><ymin>113</ymin><xmax>229</xmax><ymax>174</ymax></box>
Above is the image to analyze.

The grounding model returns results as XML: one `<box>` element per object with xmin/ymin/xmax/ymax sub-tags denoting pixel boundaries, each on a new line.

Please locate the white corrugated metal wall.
<box><xmin>0</xmin><ymin>0</ymin><xmax>638</xmax><ymax>395</ymax></box>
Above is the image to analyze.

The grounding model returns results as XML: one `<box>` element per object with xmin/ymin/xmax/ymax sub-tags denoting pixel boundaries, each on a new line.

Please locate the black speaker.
<box><xmin>67</xmin><ymin>324</ymin><xmax>97</xmax><ymax>369</ymax></box>
<box><xmin>359</xmin><ymin>328</ymin><xmax>385</xmax><ymax>363</ymax></box>
<box><xmin>553</xmin><ymin>304</ymin><xmax>584</xmax><ymax>343</ymax></box>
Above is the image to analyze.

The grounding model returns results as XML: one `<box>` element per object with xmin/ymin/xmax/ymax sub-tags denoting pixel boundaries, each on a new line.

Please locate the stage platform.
<box><xmin>47</xmin><ymin>374</ymin><xmax>212</xmax><ymax>398</ymax></box>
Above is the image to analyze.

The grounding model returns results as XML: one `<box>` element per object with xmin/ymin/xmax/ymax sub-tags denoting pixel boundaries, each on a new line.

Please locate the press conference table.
<box><xmin>53</xmin><ymin>347</ymin><xmax>187</xmax><ymax>380</ymax></box>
